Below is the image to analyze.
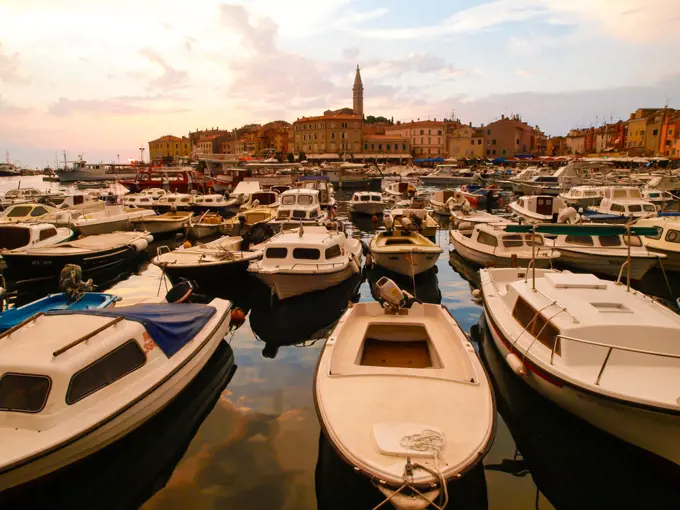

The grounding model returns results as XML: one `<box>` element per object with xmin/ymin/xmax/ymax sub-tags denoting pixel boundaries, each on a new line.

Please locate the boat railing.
<box><xmin>288</xmin><ymin>261</ymin><xmax>347</xmax><ymax>271</ymax></box>
<box><xmin>550</xmin><ymin>334</ymin><xmax>680</xmax><ymax>385</ymax></box>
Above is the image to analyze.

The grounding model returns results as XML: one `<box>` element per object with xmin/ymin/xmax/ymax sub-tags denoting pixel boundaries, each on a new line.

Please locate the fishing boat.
<box><xmin>429</xmin><ymin>189</ymin><xmax>464</xmax><ymax>215</ymax></box>
<box><xmin>369</xmin><ymin>229</ymin><xmax>442</xmax><ymax>276</ymax></box>
<box><xmin>1</xmin><ymin>231</ymin><xmax>153</xmax><ymax>285</ymax></box>
<box><xmin>191</xmin><ymin>194</ymin><xmax>239</xmax><ymax>216</ymax></box>
<box><xmin>508</xmin><ymin>195</ymin><xmax>575</xmax><ymax>224</ymax></box>
<box><xmin>72</xmin><ymin>206</ymin><xmax>156</xmax><ymax>237</ymax></box>
<box><xmin>130</xmin><ymin>211</ymin><xmax>193</xmax><ymax>235</ymax></box>
<box><xmin>153</xmin><ymin>193</ymin><xmax>194</xmax><ymax>213</ymax></box>
<box><xmin>269</xmin><ymin>189</ymin><xmax>328</xmax><ymax>231</ymax></box>
<box><xmin>545</xmin><ymin>224</ymin><xmax>664</xmax><ymax>280</ymax></box>
<box><xmin>247</xmin><ymin>226</ymin><xmax>362</xmax><ymax>300</ymax></box>
<box><xmin>348</xmin><ymin>192</ymin><xmax>386</xmax><ymax>216</ymax></box>
<box><xmin>480</xmin><ymin>255</ymin><xmax>680</xmax><ymax>465</ymax></box>
<box><xmin>238</xmin><ymin>190</ymin><xmax>280</xmax><ymax>211</ymax></box>
<box><xmin>0</xmin><ymin>203</ymin><xmax>57</xmax><ymax>224</ymax></box>
<box><xmin>559</xmin><ymin>186</ymin><xmax>603</xmax><ymax>208</ymax></box>
<box><xmin>419</xmin><ymin>165</ymin><xmax>478</xmax><ymax>186</ymax></box>
<box><xmin>385</xmin><ymin>208</ymin><xmax>439</xmax><ymax>238</ymax></box>
<box><xmin>121</xmin><ymin>167</ymin><xmax>213</xmax><ymax>194</ymax></box>
<box><xmin>588</xmin><ymin>187</ymin><xmax>657</xmax><ymax>219</ymax></box>
<box><xmin>222</xmin><ymin>207</ymin><xmax>275</xmax><ymax>237</ymax></box>
<box><xmin>0</xmin><ymin>223</ymin><xmax>73</xmax><ymax>253</ymax></box>
<box><xmin>0</xmin><ymin>292</ymin><xmax>117</xmax><ymax>332</ymax></box>
<box><xmin>450</xmin><ymin>223</ymin><xmax>559</xmax><ymax>268</ymax></box>
<box><xmin>187</xmin><ymin>212</ymin><xmax>227</xmax><ymax>239</ymax></box>
<box><xmin>322</xmin><ymin>167</ymin><xmax>382</xmax><ymax>191</ymax></box>
<box><xmin>153</xmin><ymin>236</ymin><xmax>260</xmax><ymax>285</ymax></box>
<box><xmin>634</xmin><ymin>216</ymin><xmax>680</xmax><ymax>271</ymax></box>
<box><xmin>0</xmin><ymin>297</ymin><xmax>232</xmax><ymax>491</ymax></box>
<box><xmin>641</xmin><ymin>188</ymin><xmax>674</xmax><ymax>208</ymax></box>
<box><xmin>315</xmin><ymin>277</ymin><xmax>495</xmax><ymax>509</ymax></box>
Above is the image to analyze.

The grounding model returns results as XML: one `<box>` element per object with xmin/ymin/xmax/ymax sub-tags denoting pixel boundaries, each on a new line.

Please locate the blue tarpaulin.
<box><xmin>414</xmin><ymin>157</ymin><xmax>444</xmax><ymax>163</ymax></box>
<box><xmin>46</xmin><ymin>303</ymin><xmax>217</xmax><ymax>358</ymax></box>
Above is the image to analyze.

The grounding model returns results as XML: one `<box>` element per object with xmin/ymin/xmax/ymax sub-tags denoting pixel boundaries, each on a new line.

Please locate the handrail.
<box><xmin>0</xmin><ymin>312</ymin><xmax>44</xmax><ymax>340</ymax></box>
<box><xmin>53</xmin><ymin>316</ymin><xmax>125</xmax><ymax>357</ymax></box>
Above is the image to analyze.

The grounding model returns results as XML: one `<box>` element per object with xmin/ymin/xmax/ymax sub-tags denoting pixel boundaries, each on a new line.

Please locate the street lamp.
<box><xmin>139</xmin><ymin>147</ymin><xmax>145</xmax><ymax>163</ymax></box>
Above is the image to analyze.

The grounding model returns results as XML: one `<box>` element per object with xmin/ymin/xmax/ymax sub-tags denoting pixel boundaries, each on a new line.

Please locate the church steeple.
<box><xmin>353</xmin><ymin>64</ymin><xmax>364</xmax><ymax>117</ymax></box>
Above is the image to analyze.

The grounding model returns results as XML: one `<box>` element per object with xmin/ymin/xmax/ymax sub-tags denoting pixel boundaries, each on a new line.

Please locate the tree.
<box><xmin>298</xmin><ymin>151</ymin><xmax>307</xmax><ymax>161</ymax></box>
<box><xmin>286</xmin><ymin>152</ymin><xmax>295</xmax><ymax>163</ymax></box>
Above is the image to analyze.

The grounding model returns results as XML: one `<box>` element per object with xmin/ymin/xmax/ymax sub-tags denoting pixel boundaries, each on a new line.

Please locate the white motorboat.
<box><xmin>247</xmin><ymin>226</ymin><xmax>362</xmax><ymax>300</ymax></box>
<box><xmin>588</xmin><ymin>187</ymin><xmax>657</xmax><ymax>219</ymax></box>
<box><xmin>507</xmin><ymin>167</ymin><xmax>552</xmax><ymax>193</ymax></box>
<box><xmin>450</xmin><ymin>223</ymin><xmax>558</xmax><ymax>268</ymax></box>
<box><xmin>419</xmin><ymin>165</ymin><xmax>479</xmax><ymax>186</ymax></box>
<box><xmin>315</xmin><ymin>278</ymin><xmax>495</xmax><ymax>509</ymax></box>
<box><xmin>369</xmin><ymin>229</ymin><xmax>442</xmax><ymax>276</ymax></box>
<box><xmin>187</xmin><ymin>212</ymin><xmax>228</xmax><ymax>239</ymax></box>
<box><xmin>72</xmin><ymin>205</ymin><xmax>156</xmax><ymax>236</ymax></box>
<box><xmin>450</xmin><ymin>205</ymin><xmax>511</xmax><ymax>232</ymax></box>
<box><xmin>239</xmin><ymin>190</ymin><xmax>280</xmax><ymax>211</ymax></box>
<box><xmin>383</xmin><ymin>182</ymin><xmax>417</xmax><ymax>200</ymax></box>
<box><xmin>480</xmin><ymin>266</ymin><xmax>680</xmax><ymax>465</ymax></box>
<box><xmin>0</xmin><ymin>223</ymin><xmax>73</xmax><ymax>254</ymax></box>
<box><xmin>559</xmin><ymin>186</ymin><xmax>603</xmax><ymax>208</ymax></box>
<box><xmin>191</xmin><ymin>194</ymin><xmax>239</xmax><ymax>215</ymax></box>
<box><xmin>545</xmin><ymin>225</ymin><xmax>664</xmax><ymax>280</ymax></box>
<box><xmin>386</xmin><ymin>208</ymin><xmax>439</xmax><ymax>238</ymax></box>
<box><xmin>644</xmin><ymin>175</ymin><xmax>680</xmax><ymax>194</ymax></box>
<box><xmin>635</xmin><ymin>216</ymin><xmax>680</xmax><ymax>271</ymax></box>
<box><xmin>508</xmin><ymin>195</ymin><xmax>574</xmax><ymax>224</ymax></box>
<box><xmin>0</xmin><ymin>298</ymin><xmax>232</xmax><ymax>490</ymax></box>
<box><xmin>348</xmin><ymin>192</ymin><xmax>386</xmax><ymax>216</ymax></box>
<box><xmin>153</xmin><ymin>236</ymin><xmax>260</xmax><ymax>285</ymax></box>
<box><xmin>296</xmin><ymin>177</ymin><xmax>336</xmax><ymax>209</ymax></box>
<box><xmin>429</xmin><ymin>189</ymin><xmax>465</xmax><ymax>215</ymax></box>
<box><xmin>518</xmin><ymin>175</ymin><xmax>560</xmax><ymax>196</ymax></box>
<box><xmin>2</xmin><ymin>187</ymin><xmax>64</xmax><ymax>203</ymax></box>
<box><xmin>154</xmin><ymin>193</ymin><xmax>194</xmax><ymax>212</ymax></box>
<box><xmin>123</xmin><ymin>194</ymin><xmax>157</xmax><ymax>208</ymax></box>
<box><xmin>0</xmin><ymin>203</ymin><xmax>57</xmax><ymax>224</ymax></box>
<box><xmin>130</xmin><ymin>211</ymin><xmax>193</xmax><ymax>235</ymax></box>
<box><xmin>641</xmin><ymin>188</ymin><xmax>674</xmax><ymax>208</ymax></box>
<box><xmin>270</xmin><ymin>189</ymin><xmax>328</xmax><ymax>230</ymax></box>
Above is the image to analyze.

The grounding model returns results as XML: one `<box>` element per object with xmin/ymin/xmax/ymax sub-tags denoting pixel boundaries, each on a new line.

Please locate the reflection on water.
<box><xmin>2</xmin><ymin>177</ymin><xmax>679</xmax><ymax>509</ymax></box>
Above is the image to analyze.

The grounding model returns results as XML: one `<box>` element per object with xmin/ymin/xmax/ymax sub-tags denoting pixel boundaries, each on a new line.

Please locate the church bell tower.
<box><xmin>353</xmin><ymin>65</ymin><xmax>364</xmax><ymax>117</ymax></box>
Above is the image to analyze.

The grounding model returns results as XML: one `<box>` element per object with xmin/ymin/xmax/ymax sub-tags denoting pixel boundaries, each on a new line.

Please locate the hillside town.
<box><xmin>148</xmin><ymin>66</ymin><xmax>679</xmax><ymax>165</ymax></box>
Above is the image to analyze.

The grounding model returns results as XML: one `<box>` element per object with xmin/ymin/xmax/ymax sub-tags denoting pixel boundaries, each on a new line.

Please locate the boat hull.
<box><xmin>130</xmin><ymin>218</ymin><xmax>190</xmax><ymax>234</ymax></box>
<box><xmin>645</xmin><ymin>247</ymin><xmax>680</xmax><ymax>272</ymax></box>
<box><xmin>162</xmin><ymin>259</ymin><xmax>254</xmax><ymax>287</ymax></box>
<box><xmin>371</xmin><ymin>250</ymin><xmax>439</xmax><ymax>276</ymax></box>
<box><xmin>451</xmin><ymin>235</ymin><xmax>554</xmax><ymax>269</ymax></box>
<box><xmin>252</xmin><ymin>265</ymin><xmax>357</xmax><ymax>300</ymax></box>
<box><xmin>349</xmin><ymin>202</ymin><xmax>386</xmax><ymax>216</ymax></box>
<box><xmin>329</xmin><ymin>176</ymin><xmax>382</xmax><ymax>191</ymax></box>
<box><xmin>188</xmin><ymin>224</ymin><xmax>221</xmax><ymax>239</ymax></box>
<box><xmin>0</xmin><ymin>304</ymin><xmax>232</xmax><ymax>491</ymax></box>
<box><xmin>77</xmin><ymin>218</ymin><xmax>132</xmax><ymax>237</ymax></box>
<box><xmin>482</xmin><ymin>299</ymin><xmax>680</xmax><ymax>465</ymax></box>
<box><xmin>555</xmin><ymin>249</ymin><xmax>659</xmax><ymax>280</ymax></box>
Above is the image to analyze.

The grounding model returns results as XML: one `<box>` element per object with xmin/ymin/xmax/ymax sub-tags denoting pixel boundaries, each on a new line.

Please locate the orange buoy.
<box><xmin>372</xmin><ymin>214</ymin><xmax>378</xmax><ymax>223</ymax></box>
<box><xmin>183</xmin><ymin>240</ymin><xmax>192</xmax><ymax>249</ymax></box>
<box><xmin>231</xmin><ymin>308</ymin><xmax>246</xmax><ymax>324</ymax></box>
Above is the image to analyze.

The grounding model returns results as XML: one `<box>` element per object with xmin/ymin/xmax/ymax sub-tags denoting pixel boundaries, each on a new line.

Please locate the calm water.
<box><xmin>1</xmin><ymin>176</ymin><xmax>678</xmax><ymax>510</ymax></box>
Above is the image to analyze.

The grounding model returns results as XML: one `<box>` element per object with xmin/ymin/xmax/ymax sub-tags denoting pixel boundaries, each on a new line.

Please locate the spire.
<box><xmin>353</xmin><ymin>64</ymin><xmax>364</xmax><ymax>117</ymax></box>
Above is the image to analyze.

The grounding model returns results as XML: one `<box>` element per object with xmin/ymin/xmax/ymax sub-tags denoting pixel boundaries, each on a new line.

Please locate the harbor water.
<box><xmin>0</xmin><ymin>176</ymin><xmax>678</xmax><ymax>510</ymax></box>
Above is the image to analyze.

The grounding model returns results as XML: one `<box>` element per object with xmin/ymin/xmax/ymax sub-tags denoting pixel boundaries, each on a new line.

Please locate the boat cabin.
<box><xmin>139</xmin><ymin>188</ymin><xmax>167</xmax><ymax>199</ymax></box>
<box><xmin>384</xmin><ymin>182</ymin><xmax>414</xmax><ymax>197</ymax></box>
<box><xmin>192</xmin><ymin>194</ymin><xmax>232</xmax><ymax>209</ymax></box>
<box><xmin>154</xmin><ymin>193</ymin><xmax>194</xmax><ymax>211</ymax></box>
<box><xmin>594</xmin><ymin>187</ymin><xmax>656</xmax><ymax>218</ymax></box>
<box><xmin>350</xmin><ymin>192</ymin><xmax>384</xmax><ymax>204</ymax></box>
<box><xmin>297</xmin><ymin>177</ymin><xmax>334</xmax><ymax>207</ymax></box>
<box><xmin>461</xmin><ymin>223</ymin><xmax>548</xmax><ymax>253</ymax></box>
<box><xmin>514</xmin><ymin>195</ymin><xmax>566</xmax><ymax>216</ymax></box>
<box><xmin>123</xmin><ymin>194</ymin><xmax>156</xmax><ymax>208</ymax></box>
<box><xmin>259</xmin><ymin>227</ymin><xmax>348</xmax><ymax>267</ymax></box>
<box><xmin>123</xmin><ymin>167</ymin><xmax>213</xmax><ymax>193</ymax></box>
<box><xmin>0</xmin><ymin>223</ymin><xmax>68</xmax><ymax>251</ymax></box>
<box><xmin>0</xmin><ymin>203</ymin><xmax>55</xmax><ymax>224</ymax></box>
<box><xmin>562</xmin><ymin>186</ymin><xmax>602</xmax><ymax>201</ymax></box>
<box><xmin>275</xmin><ymin>189</ymin><xmax>323</xmax><ymax>221</ymax></box>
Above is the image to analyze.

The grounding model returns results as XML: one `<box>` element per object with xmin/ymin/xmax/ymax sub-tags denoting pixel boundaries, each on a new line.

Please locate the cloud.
<box><xmin>0</xmin><ymin>95</ymin><xmax>30</xmax><ymax>114</ymax></box>
<box><xmin>48</xmin><ymin>95</ymin><xmax>186</xmax><ymax>117</ymax></box>
<box><xmin>342</xmin><ymin>46</ymin><xmax>360</xmax><ymax>60</ymax></box>
<box><xmin>138</xmin><ymin>48</ymin><xmax>189</xmax><ymax>90</ymax></box>
<box><xmin>515</xmin><ymin>69</ymin><xmax>534</xmax><ymax>77</ymax></box>
<box><xmin>0</xmin><ymin>42</ymin><xmax>29</xmax><ymax>85</ymax></box>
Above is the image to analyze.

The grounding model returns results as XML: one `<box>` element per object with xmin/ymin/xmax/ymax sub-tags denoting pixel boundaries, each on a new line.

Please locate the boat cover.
<box><xmin>46</xmin><ymin>303</ymin><xmax>216</xmax><ymax>358</ymax></box>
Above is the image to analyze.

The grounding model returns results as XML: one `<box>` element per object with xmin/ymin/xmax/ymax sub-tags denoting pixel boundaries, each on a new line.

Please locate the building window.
<box><xmin>503</xmin><ymin>149</ymin><xmax>507</xmax><ymax>155</ymax></box>
<box><xmin>371</xmin><ymin>144</ymin><xmax>375</xmax><ymax>150</ymax></box>
<box><xmin>492</xmin><ymin>139</ymin><xmax>496</xmax><ymax>145</ymax></box>
<box><xmin>364</xmin><ymin>143</ymin><xmax>368</xmax><ymax>150</ymax></box>
<box><xmin>471</xmin><ymin>140</ymin><xmax>474</xmax><ymax>145</ymax></box>
<box><xmin>402</xmin><ymin>144</ymin><xmax>406</xmax><ymax>150</ymax></box>
<box><xmin>387</xmin><ymin>144</ymin><xmax>391</xmax><ymax>150</ymax></box>
<box><xmin>492</xmin><ymin>149</ymin><xmax>496</xmax><ymax>155</ymax></box>
<box><xmin>653</xmin><ymin>129</ymin><xmax>659</xmax><ymax>136</ymax></box>
<box><xmin>487</xmin><ymin>129</ymin><xmax>491</xmax><ymax>135</ymax></box>
<box><xmin>420</xmin><ymin>130</ymin><xmax>424</xmax><ymax>135</ymax></box>
<box><xmin>421</xmin><ymin>137</ymin><xmax>424</xmax><ymax>144</ymax></box>
<box><xmin>331</xmin><ymin>132</ymin><xmax>335</xmax><ymax>139</ymax></box>
<box><xmin>438</xmin><ymin>130</ymin><xmax>442</xmax><ymax>136</ymax></box>
<box><xmin>478</xmin><ymin>139</ymin><xmax>482</xmax><ymax>145</ymax></box>
<box><xmin>379</xmin><ymin>144</ymin><xmax>382</xmax><ymax>150</ymax></box>
<box><xmin>641</xmin><ymin>130</ymin><xmax>645</xmax><ymax>136</ymax></box>
<box><xmin>516</xmin><ymin>139</ymin><xmax>520</xmax><ymax>145</ymax></box>
<box><xmin>487</xmin><ymin>150</ymin><xmax>490</xmax><ymax>155</ymax></box>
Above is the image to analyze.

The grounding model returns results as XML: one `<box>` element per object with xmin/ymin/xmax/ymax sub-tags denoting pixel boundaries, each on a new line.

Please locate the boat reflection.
<box><xmin>249</xmin><ymin>273</ymin><xmax>363</xmax><ymax>358</ymax></box>
<box><xmin>315</xmin><ymin>433</ymin><xmax>489</xmax><ymax>510</ymax></box>
<box><xmin>448</xmin><ymin>249</ymin><xmax>481</xmax><ymax>289</ymax></box>
<box><xmin>474</xmin><ymin>317</ymin><xmax>680</xmax><ymax>510</ymax></box>
<box><xmin>366</xmin><ymin>264</ymin><xmax>442</xmax><ymax>304</ymax></box>
<box><xmin>0</xmin><ymin>341</ymin><xmax>238</xmax><ymax>510</ymax></box>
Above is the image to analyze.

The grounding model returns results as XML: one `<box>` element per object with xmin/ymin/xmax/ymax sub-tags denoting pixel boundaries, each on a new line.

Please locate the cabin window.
<box><xmin>66</xmin><ymin>340</ymin><xmax>146</xmax><ymax>405</ymax></box>
<box><xmin>565</xmin><ymin>235</ymin><xmax>594</xmax><ymax>246</ymax></box>
<box><xmin>628</xmin><ymin>205</ymin><xmax>642</xmax><ymax>212</ymax></box>
<box><xmin>293</xmin><ymin>248</ymin><xmax>320</xmax><ymax>260</ymax></box>
<box><xmin>610</xmin><ymin>204</ymin><xmax>625</xmax><ymax>213</ymax></box>
<box><xmin>644</xmin><ymin>227</ymin><xmax>663</xmax><ymax>240</ymax></box>
<box><xmin>282</xmin><ymin>195</ymin><xmax>296</xmax><ymax>205</ymax></box>
<box><xmin>598</xmin><ymin>236</ymin><xmax>621</xmax><ymax>247</ymax></box>
<box><xmin>643</xmin><ymin>204</ymin><xmax>656</xmax><ymax>212</ymax></box>
<box><xmin>141</xmin><ymin>198</ymin><xmax>150</xmax><ymax>203</ymax></box>
<box><xmin>292</xmin><ymin>210</ymin><xmax>307</xmax><ymax>219</ymax></box>
<box><xmin>298</xmin><ymin>195</ymin><xmax>313</xmax><ymax>205</ymax></box>
<box><xmin>372</xmin><ymin>195</ymin><xmax>382</xmax><ymax>202</ymax></box>
<box><xmin>524</xmin><ymin>234</ymin><xmax>543</xmax><ymax>246</ymax></box>
<box><xmin>0</xmin><ymin>227</ymin><xmax>31</xmax><ymax>249</ymax></box>
<box><xmin>477</xmin><ymin>231</ymin><xmax>498</xmax><ymax>247</ymax></box>
<box><xmin>277</xmin><ymin>210</ymin><xmax>290</xmax><ymax>219</ymax></box>
<box><xmin>266</xmin><ymin>247</ymin><xmax>288</xmax><ymax>259</ymax></box>
<box><xmin>360</xmin><ymin>195</ymin><xmax>371</xmax><ymax>202</ymax></box>
<box><xmin>622</xmin><ymin>235</ymin><xmax>642</xmax><ymax>247</ymax></box>
<box><xmin>666</xmin><ymin>229</ymin><xmax>680</xmax><ymax>244</ymax></box>
<box><xmin>502</xmin><ymin>235</ymin><xmax>524</xmax><ymax>248</ymax></box>
<box><xmin>511</xmin><ymin>297</ymin><xmax>561</xmax><ymax>354</ymax></box>
<box><xmin>309</xmin><ymin>210</ymin><xmax>319</xmax><ymax>219</ymax></box>
<box><xmin>31</xmin><ymin>206</ymin><xmax>49</xmax><ymax>217</ymax></box>
<box><xmin>0</xmin><ymin>373</ymin><xmax>51</xmax><ymax>413</ymax></box>
<box><xmin>6</xmin><ymin>206</ymin><xmax>32</xmax><ymax>217</ymax></box>
<box><xmin>39</xmin><ymin>227</ymin><xmax>57</xmax><ymax>241</ymax></box>
<box><xmin>325</xmin><ymin>245</ymin><xmax>342</xmax><ymax>259</ymax></box>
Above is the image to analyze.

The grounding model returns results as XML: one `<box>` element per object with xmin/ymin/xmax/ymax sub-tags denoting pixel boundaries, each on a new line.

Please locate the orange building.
<box><xmin>148</xmin><ymin>135</ymin><xmax>191</xmax><ymax>161</ymax></box>
<box><xmin>292</xmin><ymin>113</ymin><xmax>363</xmax><ymax>156</ymax></box>
<box><xmin>384</xmin><ymin>120</ymin><xmax>447</xmax><ymax>157</ymax></box>
<box><xmin>481</xmin><ymin>115</ymin><xmax>542</xmax><ymax>157</ymax></box>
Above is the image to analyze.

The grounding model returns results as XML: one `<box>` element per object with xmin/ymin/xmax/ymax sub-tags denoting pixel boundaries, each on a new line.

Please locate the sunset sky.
<box><xmin>1</xmin><ymin>0</ymin><xmax>679</xmax><ymax>167</ymax></box>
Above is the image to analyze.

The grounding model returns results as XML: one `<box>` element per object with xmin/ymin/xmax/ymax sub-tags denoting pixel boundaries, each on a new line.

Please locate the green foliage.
<box><xmin>299</xmin><ymin>151</ymin><xmax>307</xmax><ymax>161</ymax></box>
<box><xmin>286</xmin><ymin>152</ymin><xmax>295</xmax><ymax>163</ymax></box>
<box><xmin>364</xmin><ymin>115</ymin><xmax>393</xmax><ymax>125</ymax></box>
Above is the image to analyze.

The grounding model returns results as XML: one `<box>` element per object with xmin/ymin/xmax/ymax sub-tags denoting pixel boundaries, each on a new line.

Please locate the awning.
<box><xmin>47</xmin><ymin>303</ymin><xmax>217</xmax><ymax>358</ymax></box>
<box><xmin>349</xmin><ymin>153</ymin><xmax>412</xmax><ymax>159</ymax></box>
<box><xmin>414</xmin><ymin>157</ymin><xmax>444</xmax><ymax>163</ymax></box>
<box><xmin>306</xmin><ymin>153</ymin><xmax>339</xmax><ymax>159</ymax></box>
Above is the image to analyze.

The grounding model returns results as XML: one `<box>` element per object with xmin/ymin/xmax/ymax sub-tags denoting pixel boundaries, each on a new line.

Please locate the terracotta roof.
<box><xmin>149</xmin><ymin>135</ymin><xmax>182</xmax><ymax>143</ymax></box>
<box><xmin>364</xmin><ymin>134</ymin><xmax>408</xmax><ymax>140</ymax></box>
<box><xmin>388</xmin><ymin>120</ymin><xmax>446</xmax><ymax>128</ymax></box>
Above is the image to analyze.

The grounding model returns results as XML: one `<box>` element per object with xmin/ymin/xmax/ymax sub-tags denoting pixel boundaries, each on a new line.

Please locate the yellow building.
<box><xmin>148</xmin><ymin>135</ymin><xmax>191</xmax><ymax>161</ymax></box>
<box><xmin>384</xmin><ymin>120</ymin><xmax>447</xmax><ymax>157</ymax></box>
<box><xmin>446</xmin><ymin>125</ymin><xmax>485</xmax><ymax>159</ymax></box>
<box><xmin>292</xmin><ymin>113</ymin><xmax>363</xmax><ymax>155</ymax></box>
<box><xmin>625</xmin><ymin>108</ymin><xmax>658</xmax><ymax>155</ymax></box>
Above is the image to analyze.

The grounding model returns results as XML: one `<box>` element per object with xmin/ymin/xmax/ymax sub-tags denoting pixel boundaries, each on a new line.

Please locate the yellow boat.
<box><xmin>222</xmin><ymin>207</ymin><xmax>275</xmax><ymax>236</ymax></box>
<box><xmin>369</xmin><ymin>229</ymin><xmax>442</xmax><ymax>276</ymax></box>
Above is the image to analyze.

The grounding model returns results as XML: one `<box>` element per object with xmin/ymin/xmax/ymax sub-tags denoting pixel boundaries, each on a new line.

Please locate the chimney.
<box><xmin>501</xmin><ymin>114</ymin><xmax>505</xmax><ymax>120</ymax></box>
<box><xmin>469</xmin><ymin>122</ymin><xmax>472</xmax><ymax>127</ymax></box>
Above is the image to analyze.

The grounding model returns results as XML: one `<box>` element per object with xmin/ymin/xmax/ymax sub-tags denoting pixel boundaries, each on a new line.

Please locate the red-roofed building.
<box><xmin>148</xmin><ymin>135</ymin><xmax>191</xmax><ymax>161</ymax></box>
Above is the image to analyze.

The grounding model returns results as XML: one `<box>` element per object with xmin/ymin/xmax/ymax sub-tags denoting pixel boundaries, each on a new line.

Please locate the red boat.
<box><xmin>121</xmin><ymin>168</ymin><xmax>214</xmax><ymax>193</ymax></box>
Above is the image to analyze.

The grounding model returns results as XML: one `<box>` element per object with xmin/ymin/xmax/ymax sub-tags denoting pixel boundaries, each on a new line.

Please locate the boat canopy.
<box><xmin>46</xmin><ymin>303</ymin><xmax>216</xmax><ymax>357</ymax></box>
<box><xmin>505</xmin><ymin>224</ymin><xmax>658</xmax><ymax>236</ymax></box>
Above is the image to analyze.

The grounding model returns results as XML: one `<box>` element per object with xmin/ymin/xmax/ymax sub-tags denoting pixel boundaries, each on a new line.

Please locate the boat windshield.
<box><xmin>282</xmin><ymin>195</ymin><xmax>296</xmax><ymax>205</ymax></box>
<box><xmin>502</xmin><ymin>235</ymin><xmax>524</xmax><ymax>248</ymax></box>
<box><xmin>0</xmin><ymin>373</ymin><xmax>51</xmax><ymax>413</ymax></box>
<box><xmin>298</xmin><ymin>195</ymin><xmax>313</xmax><ymax>205</ymax></box>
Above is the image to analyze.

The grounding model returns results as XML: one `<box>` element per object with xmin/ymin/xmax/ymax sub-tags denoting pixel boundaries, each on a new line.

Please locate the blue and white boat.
<box><xmin>0</xmin><ymin>293</ymin><xmax>118</xmax><ymax>332</ymax></box>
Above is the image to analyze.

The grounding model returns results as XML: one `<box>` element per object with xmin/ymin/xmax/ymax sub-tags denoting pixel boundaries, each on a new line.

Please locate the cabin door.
<box><xmin>536</xmin><ymin>197</ymin><xmax>553</xmax><ymax>216</ymax></box>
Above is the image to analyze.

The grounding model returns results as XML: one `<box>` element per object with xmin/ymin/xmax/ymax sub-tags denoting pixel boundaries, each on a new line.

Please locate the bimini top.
<box><xmin>46</xmin><ymin>303</ymin><xmax>216</xmax><ymax>358</ymax></box>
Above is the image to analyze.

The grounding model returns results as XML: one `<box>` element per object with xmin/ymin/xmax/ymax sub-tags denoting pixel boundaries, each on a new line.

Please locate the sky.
<box><xmin>1</xmin><ymin>0</ymin><xmax>679</xmax><ymax>167</ymax></box>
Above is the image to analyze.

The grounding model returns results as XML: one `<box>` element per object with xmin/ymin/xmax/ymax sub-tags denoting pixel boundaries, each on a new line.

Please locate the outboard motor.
<box><xmin>59</xmin><ymin>264</ymin><xmax>94</xmax><ymax>300</ymax></box>
<box><xmin>165</xmin><ymin>280</ymin><xmax>197</xmax><ymax>303</ymax></box>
